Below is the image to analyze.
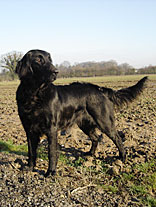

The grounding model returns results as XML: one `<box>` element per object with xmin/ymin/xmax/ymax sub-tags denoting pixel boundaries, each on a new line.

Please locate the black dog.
<box><xmin>16</xmin><ymin>49</ymin><xmax>147</xmax><ymax>177</ymax></box>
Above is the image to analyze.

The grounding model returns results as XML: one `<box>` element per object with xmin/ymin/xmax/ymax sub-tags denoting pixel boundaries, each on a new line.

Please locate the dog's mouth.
<box><xmin>38</xmin><ymin>69</ymin><xmax>58</xmax><ymax>82</ymax></box>
<box><xmin>49</xmin><ymin>64</ymin><xmax>58</xmax><ymax>75</ymax></box>
<box><xmin>47</xmin><ymin>65</ymin><xmax>58</xmax><ymax>81</ymax></box>
<box><xmin>48</xmin><ymin>70</ymin><xmax>58</xmax><ymax>82</ymax></box>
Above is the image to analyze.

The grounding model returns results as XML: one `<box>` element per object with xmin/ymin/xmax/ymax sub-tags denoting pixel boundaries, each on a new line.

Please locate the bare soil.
<box><xmin>0</xmin><ymin>78</ymin><xmax>156</xmax><ymax>207</ymax></box>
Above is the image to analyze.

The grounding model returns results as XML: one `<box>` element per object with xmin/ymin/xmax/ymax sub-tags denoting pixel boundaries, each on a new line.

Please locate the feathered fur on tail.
<box><xmin>102</xmin><ymin>77</ymin><xmax>148</xmax><ymax>107</ymax></box>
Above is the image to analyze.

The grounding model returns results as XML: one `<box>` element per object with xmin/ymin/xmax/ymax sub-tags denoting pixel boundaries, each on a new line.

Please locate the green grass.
<box><xmin>134</xmin><ymin>160</ymin><xmax>155</xmax><ymax>173</ymax></box>
<box><xmin>0</xmin><ymin>139</ymin><xmax>47</xmax><ymax>159</ymax></box>
<box><xmin>59</xmin><ymin>153</ymin><xmax>85</xmax><ymax>167</ymax></box>
<box><xmin>146</xmin><ymin>196</ymin><xmax>156</xmax><ymax>207</ymax></box>
<box><xmin>100</xmin><ymin>184</ymin><xmax>118</xmax><ymax>194</ymax></box>
<box><xmin>122</xmin><ymin>161</ymin><xmax>156</xmax><ymax>206</ymax></box>
<box><xmin>130</xmin><ymin>184</ymin><xmax>147</xmax><ymax>196</ymax></box>
<box><xmin>122</xmin><ymin>172</ymin><xmax>134</xmax><ymax>181</ymax></box>
<box><xmin>37</xmin><ymin>145</ymin><xmax>48</xmax><ymax>160</ymax></box>
<box><xmin>0</xmin><ymin>139</ymin><xmax>28</xmax><ymax>156</ymax></box>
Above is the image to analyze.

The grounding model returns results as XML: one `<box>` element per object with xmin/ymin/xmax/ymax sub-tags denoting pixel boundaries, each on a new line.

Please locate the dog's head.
<box><xmin>16</xmin><ymin>50</ymin><xmax>58</xmax><ymax>82</ymax></box>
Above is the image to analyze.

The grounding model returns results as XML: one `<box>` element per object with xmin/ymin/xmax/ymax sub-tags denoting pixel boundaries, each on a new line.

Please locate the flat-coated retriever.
<box><xmin>16</xmin><ymin>49</ymin><xmax>148</xmax><ymax>177</ymax></box>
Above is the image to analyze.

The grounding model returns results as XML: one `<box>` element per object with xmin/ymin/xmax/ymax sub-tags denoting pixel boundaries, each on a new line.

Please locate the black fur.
<box><xmin>16</xmin><ymin>49</ymin><xmax>148</xmax><ymax>176</ymax></box>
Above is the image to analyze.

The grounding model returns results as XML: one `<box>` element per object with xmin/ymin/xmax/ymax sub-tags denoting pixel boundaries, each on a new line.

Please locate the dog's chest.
<box><xmin>17</xmin><ymin>90</ymin><xmax>50</xmax><ymax>133</ymax></box>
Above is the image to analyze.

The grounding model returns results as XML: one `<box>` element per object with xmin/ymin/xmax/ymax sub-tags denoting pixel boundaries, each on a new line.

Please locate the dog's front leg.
<box><xmin>25</xmin><ymin>131</ymin><xmax>40</xmax><ymax>171</ymax></box>
<box><xmin>45</xmin><ymin>128</ymin><xmax>59</xmax><ymax>177</ymax></box>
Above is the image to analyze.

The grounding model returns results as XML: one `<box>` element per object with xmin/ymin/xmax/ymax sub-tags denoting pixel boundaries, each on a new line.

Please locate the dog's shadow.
<box><xmin>59</xmin><ymin>144</ymin><xmax>84</xmax><ymax>157</ymax></box>
<box><xmin>59</xmin><ymin>144</ymin><xmax>120</xmax><ymax>166</ymax></box>
<box><xmin>59</xmin><ymin>144</ymin><xmax>89</xmax><ymax>167</ymax></box>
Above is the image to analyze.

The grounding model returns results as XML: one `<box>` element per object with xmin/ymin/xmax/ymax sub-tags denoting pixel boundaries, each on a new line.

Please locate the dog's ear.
<box><xmin>15</xmin><ymin>52</ymin><xmax>33</xmax><ymax>79</ymax></box>
<box><xmin>15</xmin><ymin>60</ymin><xmax>22</xmax><ymax>76</ymax></box>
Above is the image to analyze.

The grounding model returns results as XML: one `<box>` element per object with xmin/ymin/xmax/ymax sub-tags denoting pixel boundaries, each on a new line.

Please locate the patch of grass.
<box><xmin>143</xmin><ymin>172</ymin><xmax>156</xmax><ymax>196</ymax></box>
<box><xmin>59</xmin><ymin>153</ymin><xmax>85</xmax><ymax>168</ymax></box>
<box><xmin>0</xmin><ymin>139</ymin><xmax>28</xmax><ymax>156</ymax></box>
<box><xmin>97</xmin><ymin>160</ymin><xmax>109</xmax><ymax>174</ymax></box>
<box><xmin>101</xmin><ymin>184</ymin><xmax>118</xmax><ymax>193</ymax></box>
<box><xmin>134</xmin><ymin>160</ymin><xmax>155</xmax><ymax>173</ymax></box>
<box><xmin>0</xmin><ymin>139</ymin><xmax>48</xmax><ymax>160</ymax></box>
<box><xmin>122</xmin><ymin>172</ymin><xmax>134</xmax><ymax>181</ymax></box>
<box><xmin>37</xmin><ymin>146</ymin><xmax>48</xmax><ymax>160</ymax></box>
<box><xmin>121</xmin><ymin>160</ymin><xmax>156</xmax><ymax>206</ymax></box>
<box><xmin>146</xmin><ymin>196</ymin><xmax>156</xmax><ymax>207</ymax></box>
<box><xmin>59</xmin><ymin>153</ymin><xmax>72</xmax><ymax>165</ymax></box>
<box><xmin>130</xmin><ymin>184</ymin><xmax>147</xmax><ymax>196</ymax></box>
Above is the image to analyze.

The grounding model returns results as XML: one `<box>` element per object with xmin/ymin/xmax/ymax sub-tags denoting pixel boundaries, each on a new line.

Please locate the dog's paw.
<box><xmin>44</xmin><ymin>170</ymin><xmax>56</xmax><ymax>178</ymax></box>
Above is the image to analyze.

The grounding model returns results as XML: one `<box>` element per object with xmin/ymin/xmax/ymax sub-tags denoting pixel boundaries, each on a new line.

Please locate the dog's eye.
<box><xmin>36</xmin><ymin>57</ymin><xmax>41</xmax><ymax>63</ymax></box>
<box><xmin>35</xmin><ymin>55</ymin><xmax>45</xmax><ymax>64</ymax></box>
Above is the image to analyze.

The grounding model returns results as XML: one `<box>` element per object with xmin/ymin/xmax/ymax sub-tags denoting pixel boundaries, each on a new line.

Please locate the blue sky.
<box><xmin>0</xmin><ymin>0</ymin><xmax>156</xmax><ymax>68</ymax></box>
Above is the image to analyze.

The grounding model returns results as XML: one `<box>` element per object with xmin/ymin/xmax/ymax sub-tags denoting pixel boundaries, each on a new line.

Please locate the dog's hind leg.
<box><xmin>86</xmin><ymin>101</ymin><xmax>126</xmax><ymax>162</ymax></box>
<box><xmin>78</xmin><ymin>119</ymin><xmax>100</xmax><ymax>156</ymax></box>
<box><xmin>95</xmin><ymin>115</ymin><xmax>126</xmax><ymax>162</ymax></box>
<box><xmin>104</xmin><ymin>129</ymin><xmax>126</xmax><ymax>162</ymax></box>
<box><xmin>83</xmin><ymin>129</ymin><xmax>99</xmax><ymax>156</ymax></box>
<box><xmin>85</xmin><ymin>131</ymin><xmax>99</xmax><ymax>156</ymax></box>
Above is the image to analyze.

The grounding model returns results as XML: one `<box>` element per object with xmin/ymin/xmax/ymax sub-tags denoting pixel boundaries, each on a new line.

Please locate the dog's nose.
<box><xmin>52</xmin><ymin>66</ymin><xmax>58</xmax><ymax>74</ymax></box>
<box><xmin>50</xmin><ymin>64</ymin><xmax>58</xmax><ymax>72</ymax></box>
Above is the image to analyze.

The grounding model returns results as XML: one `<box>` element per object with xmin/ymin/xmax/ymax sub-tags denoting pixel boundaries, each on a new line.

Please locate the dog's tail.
<box><xmin>102</xmin><ymin>76</ymin><xmax>148</xmax><ymax>107</ymax></box>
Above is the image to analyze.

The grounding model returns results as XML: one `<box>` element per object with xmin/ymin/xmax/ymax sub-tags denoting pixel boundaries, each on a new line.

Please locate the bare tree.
<box><xmin>0</xmin><ymin>51</ymin><xmax>23</xmax><ymax>80</ymax></box>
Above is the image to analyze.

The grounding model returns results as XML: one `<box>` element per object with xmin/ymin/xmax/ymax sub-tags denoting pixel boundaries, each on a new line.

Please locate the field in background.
<box><xmin>55</xmin><ymin>74</ymin><xmax>156</xmax><ymax>85</ymax></box>
<box><xmin>1</xmin><ymin>74</ymin><xmax>155</xmax><ymax>86</ymax></box>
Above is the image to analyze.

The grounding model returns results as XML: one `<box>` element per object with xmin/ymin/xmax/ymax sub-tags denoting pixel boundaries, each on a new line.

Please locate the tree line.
<box><xmin>0</xmin><ymin>51</ymin><xmax>156</xmax><ymax>81</ymax></box>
